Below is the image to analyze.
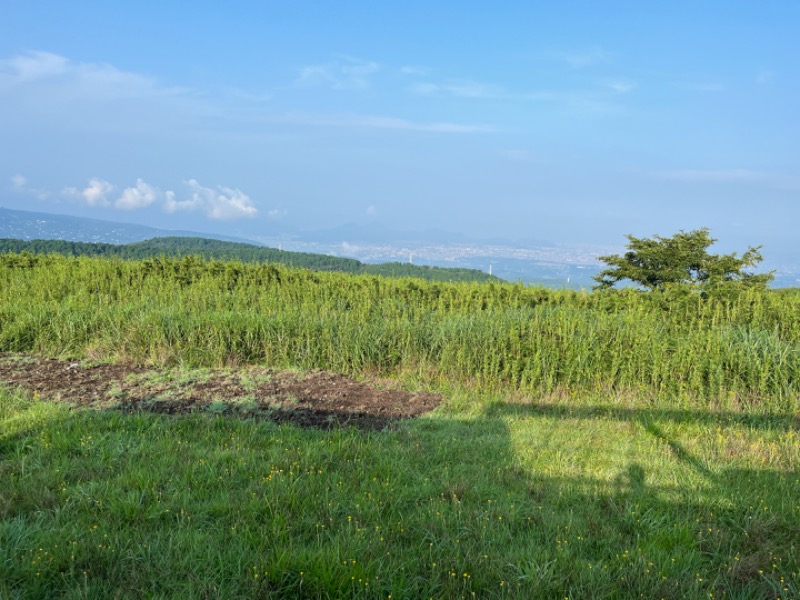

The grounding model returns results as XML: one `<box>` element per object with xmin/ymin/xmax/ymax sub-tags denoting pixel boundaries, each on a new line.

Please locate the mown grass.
<box><xmin>1</xmin><ymin>385</ymin><xmax>798</xmax><ymax>599</ymax></box>
<box><xmin>1</xmin><ymin>253</ymin><xmax>800</xmax><ymax>598</ymax></box>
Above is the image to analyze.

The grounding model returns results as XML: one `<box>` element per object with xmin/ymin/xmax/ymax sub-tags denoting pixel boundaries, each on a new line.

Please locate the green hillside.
<box><xmin>0</xmin><ymin>236</ymin><xmax>499</xmax><ymax>283</ymax></box>
<box><xmin>1</xmin><ymin>254</ymin><xmax>798</xmax><ymax>598</ymax></box>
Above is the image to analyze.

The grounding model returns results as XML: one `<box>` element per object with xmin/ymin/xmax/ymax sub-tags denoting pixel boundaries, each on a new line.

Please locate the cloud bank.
<box><xmin>116</xmin><ymin>179</ymin><xmax>158</xmax><ymax>210</ymax></box>
<box><xmin>53</xmin><ymin>176</ymin><xmax>259</xmax><ymax>220</ymax></box>
<box><xmin>63</xmin><ymin>178</ymin><xmax>114</xmax><ymax>207</ymax></box>
<box><xmin>1</xmin><ymin>50</ymin><xmax>501</xmax><ymax>138</ymax></box>
<box><xmin>165</xmin><ymin>179</ymin><xmax>258</xmax><ymax>220</ymax></box>
<box><xmin>0</xmin><ymin>51</ymin><xmax>183</xmax><ymax>102</ymax></box>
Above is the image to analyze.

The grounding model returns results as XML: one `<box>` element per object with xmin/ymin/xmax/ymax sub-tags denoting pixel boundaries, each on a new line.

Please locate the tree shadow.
<box><xmin>479</xmin><ymin>399</ymin><xmax>799</xmax><ymax>596</ymax></box>
<box><xmin>490</xmin><ymin>399</ymin><xmax>799</xmax><ymax>497</ymax></box>
<box><xmin>490</xmin><ymin>400</ymin><xmax>799</xmax><ymax>432</ymax></box>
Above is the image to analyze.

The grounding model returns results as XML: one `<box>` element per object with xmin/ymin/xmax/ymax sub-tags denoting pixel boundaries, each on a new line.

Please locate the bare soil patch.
<box><xmin>0</xmin><ymin>353</ymin><xmax>441</xmax><ymax>430</ymax></box>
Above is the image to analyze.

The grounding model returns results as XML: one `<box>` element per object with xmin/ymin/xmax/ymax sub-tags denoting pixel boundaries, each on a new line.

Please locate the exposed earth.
<box><xmin>0</xmin><ymin>353</ymin><xmax>442</xmax><ymax>430</ymax></box>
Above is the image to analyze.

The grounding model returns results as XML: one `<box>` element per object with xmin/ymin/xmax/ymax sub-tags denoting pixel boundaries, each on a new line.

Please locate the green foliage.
<box><xmin>1</xmin><ymin>253</ymin><xmax>799</xmax><ymax>405</ymax></box>
<box><xmin>594</xmin><ymin>228</ymin><xmax>773</xmax><ymax>291</ymax></box>
<box><xmin>1</xmin><ymin>253</ymin><xmax>800</xmax><ymax>598</ymax></box>
<box><xmin>1</xmin><ymin>384</ymin><xmax>799</xmax><ymax>598</ymax></box>
<box><xmin>0</xmin><ymin>236</ymin><xmax>499</xmax><ymax>283</ymax></box>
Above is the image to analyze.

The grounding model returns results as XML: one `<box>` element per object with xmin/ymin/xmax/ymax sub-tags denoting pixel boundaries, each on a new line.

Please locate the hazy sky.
<box><xmin>1</xmin><ymin>1</ymin><xmax>798</xmax><ymax>253</ymax></box>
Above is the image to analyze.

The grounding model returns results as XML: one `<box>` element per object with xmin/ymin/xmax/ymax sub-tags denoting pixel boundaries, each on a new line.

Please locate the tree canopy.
<box><xmin>593</xmin><ymin>228</ymin><xmax>773</xmax><ymax>291</ymax></box>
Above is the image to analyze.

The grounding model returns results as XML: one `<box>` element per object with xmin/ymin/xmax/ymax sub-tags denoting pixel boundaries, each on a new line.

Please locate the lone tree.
<box><xmin>593</xmin><ymin>228</ymin><xmax>773</xmax><ymax>291</ymax></box>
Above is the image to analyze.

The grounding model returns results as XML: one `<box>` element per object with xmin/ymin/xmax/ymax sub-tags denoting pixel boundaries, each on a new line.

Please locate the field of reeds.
<box><xmin>2</xmin><ymin>253</ymin><xmax>799</xmax><ymax>598</ymax></box>
<box><xmin>1</xmin><ymin>253</ymin><xmax>799</xmax><ymax>405</ymax></box>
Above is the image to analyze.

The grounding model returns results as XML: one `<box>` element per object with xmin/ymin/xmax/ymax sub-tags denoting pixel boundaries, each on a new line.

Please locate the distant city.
<box><xmin>2</xmin><ymin>207</ymin><xmax>798</xmax><ymax>288</ymax></box>
<box><xmin>256</xmin><ymin>234</ymin><xmax>800</xmax><ymax>289</ymax></box>
<box><xmin>255</xmin><ymin>237</ymin><xmax>611</xmax><ymax>289</ymax></box>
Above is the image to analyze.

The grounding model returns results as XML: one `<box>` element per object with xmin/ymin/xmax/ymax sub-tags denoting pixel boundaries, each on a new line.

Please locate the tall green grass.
<box><xmin>1</xmin><ymin>253</ymin><xmax>799</xmax><ymax>407</ymax></box>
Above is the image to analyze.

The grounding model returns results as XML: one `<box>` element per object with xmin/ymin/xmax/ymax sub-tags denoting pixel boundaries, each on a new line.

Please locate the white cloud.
<box><xmin>0</xmin><ymin>50</ymin><xmax>500</xmax><ymax>143</ymax></box>
<box><xmin>63</xmin><ymin>178</ymin><xmax>114</xmax><ymax>206</ymax></box>
<box><xmin>267</xmin><ymin>208</ymin><xmax>287</xmax><ymax>220</ymax></box>
<box><xmin>0</xmin><ymin>51</ymin><xmax>69</xmax><ymax>82</ymax></box>
<box><xmin>16</xmin><ymin>173</ymin><xmax>259</xmax><ymax>219</ymax></box>
<box><xmin>365</xmin><ymin>205</ymin><xmax>377</xmax><ymax>216</ymax></box>
<box><xmin>164</xmin><ymin>179</ymin><xmax>258</xmax><ymax>220</ymax></box>
<box><xmin>207</xmin><ymin>185</ymin><xmax>258</xmax><ymax>220</ymax></box>
<box><xmin>83</xmin><ymin>179</ymin><xmax>114</xmax><ymax>206</ymax></box>
<box><xmin>116</xmin><ymin>178</ymin><xmax>158</xmax><ymax>210</ymax></box>
<box><xmin>296</xmin><ymin>56</ymin><xmax>380</xmax><ymax>90</ymax></box>
<box><xmin>0</xmin><ymin>51</ymin><xmax>182</xmax><ymax>102</ymax></box>
<box><xmin>0</xmin><ymin>50</ymin><xmax>300</xmax><ymax>142</ymax></box>
<box><xmin>163</xmin><ymin>189</ymin><xmax>202</xmax><ymax>214</ymax></box>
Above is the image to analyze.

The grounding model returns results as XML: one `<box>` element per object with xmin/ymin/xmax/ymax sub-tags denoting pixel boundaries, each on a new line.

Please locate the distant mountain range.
<box><xmin>2</xmin><ymin>206</ymin><xmax>795</xmax><ymax>287</ymax></box>
<box><xmin>0</xmin><ymin>208</ymin><xmax>500</xmax><ymax>283</ymax></box>
<box><xmin>0</xmin><ymin>207</ymin><xmax>554</xmax><ymax>249</ymax></box>
<box><xmin>0</xmin><ymin>207</ymin><xmax>258</xmax><ymax>246</ymax></box>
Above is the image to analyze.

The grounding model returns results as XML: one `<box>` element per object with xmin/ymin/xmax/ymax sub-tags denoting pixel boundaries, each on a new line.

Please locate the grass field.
<box><xmin>3</xmin><ymin>384</ymin><xmax>798</xmax><ymax>598</ymax></box>
<box><xmin>1</xmin><ymin>254</ymin><xmax>799</xmax><ymax>598</ymax></box>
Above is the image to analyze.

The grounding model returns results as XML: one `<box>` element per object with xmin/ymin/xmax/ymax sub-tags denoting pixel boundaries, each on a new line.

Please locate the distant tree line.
<box><xmin>0</xmin><ymin>237</ymin><xmax>499</xmax><ymax>284</ymax></box>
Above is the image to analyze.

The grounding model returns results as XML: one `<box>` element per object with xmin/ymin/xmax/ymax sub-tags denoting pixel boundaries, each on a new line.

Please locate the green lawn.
<box><xmin>2</xmin><ymin>383</ymin><xmax>798</xmax><ymax>599</ymax></box>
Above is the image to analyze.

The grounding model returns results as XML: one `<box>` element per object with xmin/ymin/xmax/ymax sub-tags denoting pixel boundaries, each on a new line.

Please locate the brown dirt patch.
<box><xmin>0</xmin><ymin>353</ymin><xmax>442</xmax><ymax>430</ymax></box>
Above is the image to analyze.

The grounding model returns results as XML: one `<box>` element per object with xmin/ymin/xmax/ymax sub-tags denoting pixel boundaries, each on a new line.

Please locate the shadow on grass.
<box><xmin>1</xmin><ymin>391</ymin><xmax>798</xmax><ymax>598</ymax></box>
<box><xmin>489</xmin><ymin>398</ymin><xmax>799</xmax><ymax>503</ymax></box>
<box><xmin>487</xmin><ymin>401</ymin><xmax>799</xmax><ymax>432</ymax></box>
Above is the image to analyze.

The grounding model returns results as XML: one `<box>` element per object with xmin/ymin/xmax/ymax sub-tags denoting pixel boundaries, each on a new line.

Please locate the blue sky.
<box><xmin>1</xmin><ymin>1</ymin><xmax>798</xmax><ymax>256</ymax></box>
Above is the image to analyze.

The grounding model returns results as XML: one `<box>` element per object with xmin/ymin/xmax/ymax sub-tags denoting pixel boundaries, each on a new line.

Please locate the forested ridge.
<box><xmin>0</xmin><ymin>236</ymin><xmax>499</xmax><ymax>283</ymax></box>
